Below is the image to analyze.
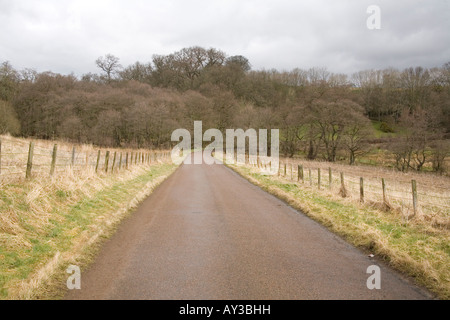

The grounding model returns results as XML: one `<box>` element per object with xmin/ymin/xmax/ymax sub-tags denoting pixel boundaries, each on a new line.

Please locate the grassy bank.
<box><xmin>0</xmin><ymin>162</ymin><xmax>178</xmax><ymax>300</ymax></box>
<box><xmin>228</xmin><ymin>164</ymin><xmax>449</xmax><ymax>300</ymax></box>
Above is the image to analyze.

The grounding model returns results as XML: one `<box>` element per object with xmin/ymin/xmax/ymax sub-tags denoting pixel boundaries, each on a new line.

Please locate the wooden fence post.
<box><xmin>382</xmin><ymin>178</ymin><xmax>387</xmax><ymax>204</ymax></box>
<box><xmin>284</xmin><ymin>163</ymin><xmax>287</xmax><ymax>177</ymax></box>
<box><xmin>360</xmin><ymin>177</ymin><xmax>364</xmax><ymax>203</ymax></box>
<box><xmin>105</xmin><ymin>151</ymin><xmax>110</xmax><ymax>173</ymax></box>
<box><xmin>0</xmin><ymin>139</ymin><xmax>2</xmax><ymax>176</ymax></box>
<box><xmin>95</xmin><ymin>150</ymin><xmax>101</xmax><ymax>173</ymax></box>
<box><xmin>318</xmin><ymin>168</ymin><xmax>321</xmax><ymax>189</ymax></box>
<box><xmin>119</xmin><ymin>153</ymin><xmax>123</xmax><ymax>170</ymax></box>
<box><xmin>50</xmin><ymin>144</ymin><xmax>58</xmax><ymax>176</ymax></box>
<box><xmin>26</xmin><ymin>141</ymin><xmax>35</xmax><ymax>179</ymax></box>
<box><xmin>126</xmin><ymin>152</ymin><xmax>129</xmax><ymax>169</ymax></box>
<box><xmin>329</xmin><ymin>167</ymin><xmax>332</xmax><ymax>188</ymax></box>
<box><xmin>339</xmin><ymin>172</ymin><xmax>348</xmax><ymax>197</ymax></box>
<box><xmin>112</xmin><ymin>152</ymin><xmax>117</xmax><ymax>172</ymax></box>
<box><xmin>412</xmin><ymin>180</ymin><xmax>418</xmax><ymax>216</ymax></box>
<box><xmin>71</xmin><ymin>147</ymin><xmax>76</xmax><ymax>167</ymax></box>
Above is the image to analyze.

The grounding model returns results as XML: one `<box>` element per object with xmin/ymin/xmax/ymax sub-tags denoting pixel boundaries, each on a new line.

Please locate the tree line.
<box><xmin>1</xmin><ymin>46</ymin><xmax>449</xmax><ymax>173</ymax></box>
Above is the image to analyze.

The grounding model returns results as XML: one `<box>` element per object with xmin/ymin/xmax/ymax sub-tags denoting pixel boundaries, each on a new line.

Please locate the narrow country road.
<box><xmin>65</xmin><ymin>153</ymin><xmax>432</xmax><ymax>300</ymax></box>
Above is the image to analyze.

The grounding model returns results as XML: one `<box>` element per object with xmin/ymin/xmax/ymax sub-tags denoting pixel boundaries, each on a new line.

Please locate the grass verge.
<box><xmin>228</xmin><ymin>164</ymin><xmax>449</xmax><ymax>300</ymax></box>
<box><xmin>0</xmin><ymin>162</ymin><xmax>178</xmax><ymax>300</ymax></box>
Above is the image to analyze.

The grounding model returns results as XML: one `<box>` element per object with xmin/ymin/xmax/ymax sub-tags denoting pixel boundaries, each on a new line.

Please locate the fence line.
<box><xmin>0</xmin><ymin>137</ymin><xmax>172</xmax><ymax>182</ymax></box>
<box><xmin>240</xmin><ymin>156</ymin><xmax>449</xmax><ymax>219</ymax></box>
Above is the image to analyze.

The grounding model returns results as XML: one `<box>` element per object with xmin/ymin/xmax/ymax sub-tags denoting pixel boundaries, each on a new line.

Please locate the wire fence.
<box><xmin>242</xmin><ymin>155</ymin><xmax>450</xmax><ymax>220</ymax></box>
<box><xmin>0</xmin><ymin>136</ymin><xmax>172</xmax><ymax>183</ymax></box>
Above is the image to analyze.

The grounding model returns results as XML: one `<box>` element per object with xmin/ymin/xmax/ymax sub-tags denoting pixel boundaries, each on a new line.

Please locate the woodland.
<box><xmin>1</xmin><ymin>46</ymin><xmax>449</xmax><ymax>172</ymax></box>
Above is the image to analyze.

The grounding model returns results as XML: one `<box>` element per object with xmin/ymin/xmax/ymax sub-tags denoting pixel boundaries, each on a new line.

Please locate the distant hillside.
<box><xmin>1</xmin><ymin>50</ymin><xmax>449</xmax><ymax>173</ymax></box>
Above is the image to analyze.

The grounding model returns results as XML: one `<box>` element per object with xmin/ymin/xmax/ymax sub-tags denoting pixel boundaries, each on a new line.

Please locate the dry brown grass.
<box><xmin>0</xmin><ymin>133</ymin><xmax>169</xmax><ymax>182</ymax></box>
<box><xmin>277</xmin><ymin>157</ymin><xmax>450</xmax><ymax>227</ymax></box>
<box><xmin>0</xmin><ymin>134</ymin><xmax>177</xmax><ymax>300</ymax></box>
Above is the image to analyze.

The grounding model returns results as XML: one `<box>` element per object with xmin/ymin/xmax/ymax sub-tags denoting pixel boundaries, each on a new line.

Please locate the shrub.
<box><xmin>379</xmin><ymin>121</ymin><xmax>395</xmax><ymax>133</ymax></box>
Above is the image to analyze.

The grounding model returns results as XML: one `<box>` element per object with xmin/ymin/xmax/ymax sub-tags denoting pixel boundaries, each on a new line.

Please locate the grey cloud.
<box><xmin>0</xmin><ymin>0</ymin><xmax>448</xmax><ymax>76</ymax></box>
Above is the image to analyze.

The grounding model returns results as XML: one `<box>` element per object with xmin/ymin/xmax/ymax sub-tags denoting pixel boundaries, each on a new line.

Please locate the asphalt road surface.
<box><xmin>65</xmin><ymin>153</ymin><xmax>433</xmax><ymax>300</ymax></box>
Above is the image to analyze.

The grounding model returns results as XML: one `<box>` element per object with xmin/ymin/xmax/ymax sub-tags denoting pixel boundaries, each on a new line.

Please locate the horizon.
<box><xmin>2</xmin><ymin>49</ymin><xmax>449</xmax><ymax>81</ymax></box>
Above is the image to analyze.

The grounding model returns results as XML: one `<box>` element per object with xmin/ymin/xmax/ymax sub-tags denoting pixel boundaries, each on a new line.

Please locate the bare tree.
<box><xmin>351</xmin><ymin>69</ymin><xmax>384</xmax><ymax>119</ymax></box>
<box><xmin>307</xmin><ymin>100</ymin><xmax>368</xmax><ymax>162</ymax></box>
<box><xmin>151</xmin><ymin>47</ymin><xmax>226</xmax><ymax>90</ymax></box>
<box><xmin>96</xmin><ymin>54</ymin><xmax>122</xmax><ymax>83</ymax></box>
<box><xmin>20</xmin><ymin>68</ymin><xmax>38</xmax><ymax>83</ymax></box>
<box><xmin>342</xmin><ymin>113</ymin><xmax>373</xmax><ymax>165</ymax></box>
<box><xmin>390</xmin><ymin>106</ymin><xmax>444</xmax><ymax>172</ymax></box>
<box><xmin>0</xmin><ymin>61</ymin><xmax>20</xmax><ymax>101</ymax></box>
<box><xmin>399</xmin><ymin>66</ymin><xmax>431</xmax><ymax>112</ymax></box>
<box><xmin>430</xmin><ymin>140</ymin><xmax>449</xmax><ymax>174</ymax></box>
<box><xmin>120</xmin><ymin>61</ymin><xmax>153</xmax><ymax>83</ymax></box>
<box><xmin>205</xmin><ymin>48</ymin><xmax>227</xmax><ymax>68</ymax></box>
<box><xmin>308</xmin><ymin>67</ymin><xmax>330</xmax><ymax>86</ymax></box>
<box><xmin>226</xmin><ymin>55</ymin><xmax>251</xmax><ymax>72</ymax></box>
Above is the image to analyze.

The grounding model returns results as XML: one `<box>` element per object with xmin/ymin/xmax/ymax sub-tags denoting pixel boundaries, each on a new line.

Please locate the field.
<box><xmin>278</xmin><ymin>157</ymin><xmax>450</xmax><ymax>225</ymax></box>
<box><xmin>0</xmin><ymin>134</ymin><xmax>169</xmax><ymax>182</ymax></box>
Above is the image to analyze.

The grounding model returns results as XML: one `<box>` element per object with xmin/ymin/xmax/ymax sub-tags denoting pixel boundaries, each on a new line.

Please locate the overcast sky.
<box><xmin>1</xmin><ymin>0</ymin><xmax>449</xmax><ymax>77</ymax></box>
